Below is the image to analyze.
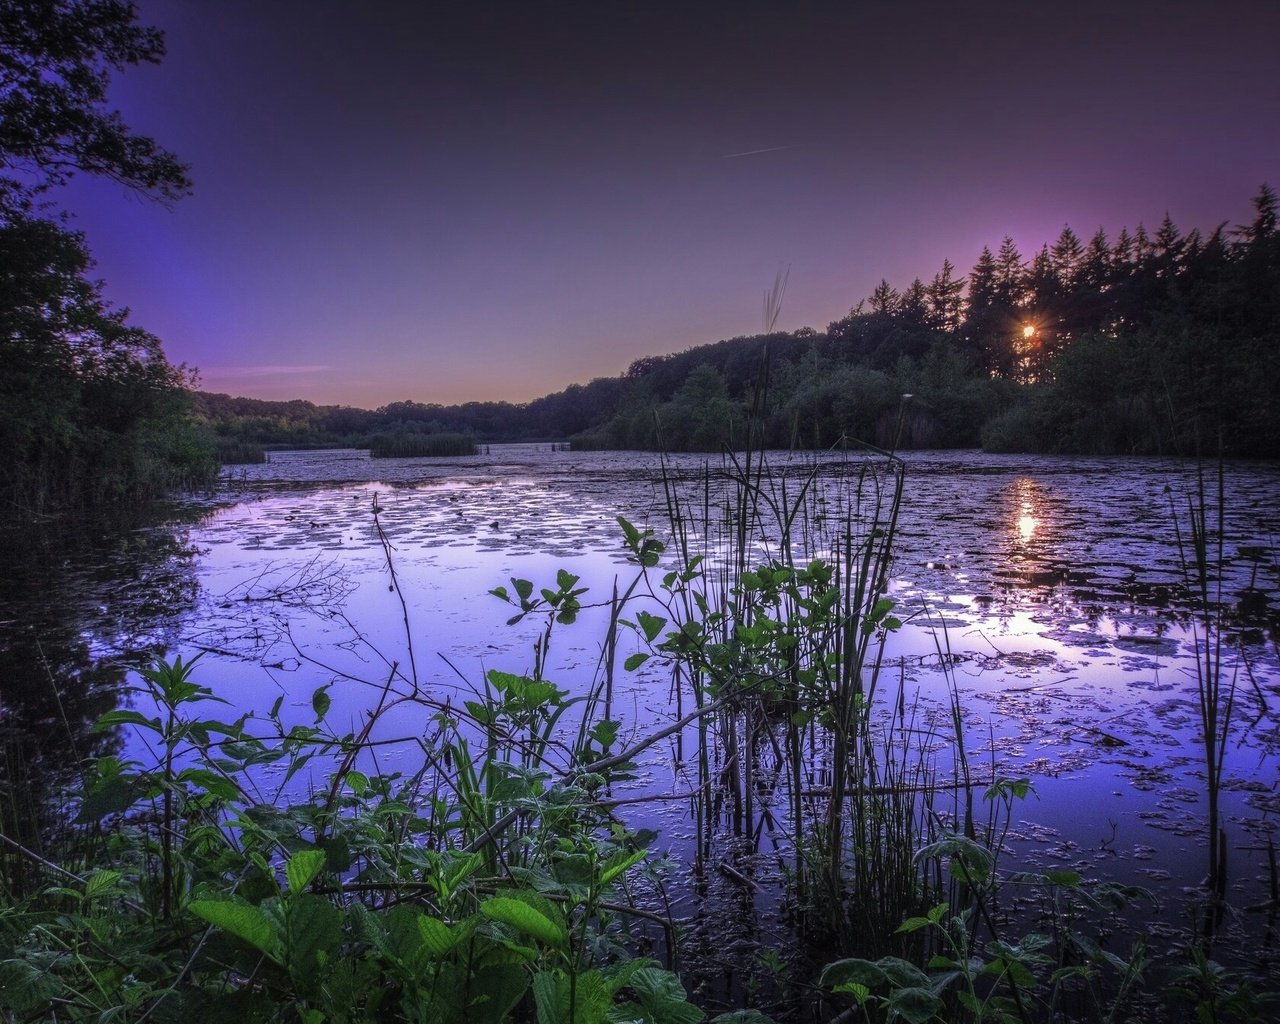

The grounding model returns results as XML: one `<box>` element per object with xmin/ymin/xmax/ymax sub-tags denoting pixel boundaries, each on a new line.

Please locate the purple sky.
<box><xmin>63</xmin><ymin>0</ymin><xmax>1280</xmax><ymax>408</ymax></box>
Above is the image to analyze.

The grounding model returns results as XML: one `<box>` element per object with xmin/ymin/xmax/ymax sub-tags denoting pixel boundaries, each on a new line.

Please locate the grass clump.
<box><xmin>369</xmin><ymin>431</ymin><xmax>477</xmax><ymax>458</ymax></box>
<box><xmin>213</xmin><ymin>437</ymin><xmax>267</xmax><ymax>464</ymax></box>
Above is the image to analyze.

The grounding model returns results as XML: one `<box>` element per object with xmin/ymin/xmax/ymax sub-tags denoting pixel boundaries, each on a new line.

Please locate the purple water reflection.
<box><xmin>166</xmin><ymin>446</ymin><xmax>1280</xmax><ymax>945</ymax></box>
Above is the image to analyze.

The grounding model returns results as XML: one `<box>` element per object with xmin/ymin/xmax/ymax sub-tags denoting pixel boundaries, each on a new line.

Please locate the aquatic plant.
<box><xmin>1169</xmin><ymin>463</ymin><xmax>1254</xmax><ymax>945</ymax></box>
<box><xmin>213</xmin><ymin>436</ymin><xmax>267</xmax><ymax>464</ymax></box>
<box><xmin>369</xmin><ymin>431</ymin><xmax>478</xmax><ymax>458</ymax></box>
<box><xmin>819</xmin><ymin>791</ymin><xmax>1161</xmax><ymax>1024</ymax></box>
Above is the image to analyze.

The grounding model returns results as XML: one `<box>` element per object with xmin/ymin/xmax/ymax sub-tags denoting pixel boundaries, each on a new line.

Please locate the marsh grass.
<box><xmin>369</xmin><ymin>431</ymin><xmax>477</xmax><ymax>458</ymax></box>
<box><xmin>213</xmin><ymin>437</ymin><xmax>267</xmax><ymax>464</ymax></box>
<box><xmin>1169</xmin><ymin>463</ymin><xmax>1249</xmax><ymax>945</ymax></box>
<box><xmin>637</xmin><ymin>429</ymin><xmax>970</xmax><ymax>956</ymax></box>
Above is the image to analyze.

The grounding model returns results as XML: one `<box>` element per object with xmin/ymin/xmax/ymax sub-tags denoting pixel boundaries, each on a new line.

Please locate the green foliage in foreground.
<box><xmin>0</xmin><ymin>653</ymin><xmax>717</xmax><ymax>1023</ymax></box>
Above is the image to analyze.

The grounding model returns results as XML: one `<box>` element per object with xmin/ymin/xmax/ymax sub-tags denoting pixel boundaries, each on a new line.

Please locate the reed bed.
<box><xmin>214</xmin><ymin>437</ymin><xmax>267</xmax><ymax>464</ymax></box>
<box><xmin>641</xmin><ymin>437</ymin><xmax>984</xmax><ymax>953</ymax></box>
<box><xmin>368</xmin><ymin>431</ymin><xmax>477</xmax><ymax>458</ymax></box>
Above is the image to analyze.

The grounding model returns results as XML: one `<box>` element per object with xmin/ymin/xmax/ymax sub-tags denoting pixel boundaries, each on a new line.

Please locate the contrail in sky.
<box><xmin>722</xmin><ymin>144</ymin><xmax>798</xmax><ymax>159</ymax></box>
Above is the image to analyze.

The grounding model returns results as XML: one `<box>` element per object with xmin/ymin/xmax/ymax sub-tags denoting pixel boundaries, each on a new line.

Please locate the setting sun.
<box><xmin>1022</xmin><ymin>323</ymin><xmax>1036</xmax><ymax>338</ymax></box>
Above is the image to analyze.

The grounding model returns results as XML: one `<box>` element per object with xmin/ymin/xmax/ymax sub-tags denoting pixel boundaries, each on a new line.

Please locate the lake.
<box><xmin>3</xmin><ymin>445</ymin><xmax>1277</xmax><ymax>1006</ymax></box>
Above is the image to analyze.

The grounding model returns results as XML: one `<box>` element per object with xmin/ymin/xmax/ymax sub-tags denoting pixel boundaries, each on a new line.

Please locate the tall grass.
<box><xmin>214</xmin><ymin>437</ymin><xmax>267</xmax><ymax>464</ymax></box>
<box><xmin>648</xmin><ymin>439</ymin><xmax>959</xmax><ymax>946</ymax></box>
<box><xmin>369</xmin><ymin>431</ymin><xmax>477</xmax><ymax>458</ymax></box>
<box><xmin>1171</xmin><ymin>463</ymin><xmax>1240</xmax><ymax>944</ymax></box>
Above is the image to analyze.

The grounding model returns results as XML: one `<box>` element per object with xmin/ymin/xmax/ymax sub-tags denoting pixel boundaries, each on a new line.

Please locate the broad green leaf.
<box><xmin>189</xmin><ymin>898</ymin><xmax>279</xmax><ymax>957</ymax></box>
<box><xmin>0</xmin><ymin>959</ymin><xmax>65</xmax><ymax>1013</ymax></box>
<box><xmin>636</xmin><ymin>610</ymin><xmax>666</xmax><ymax>643</ymax></box>
<box><xmin>286</xmin><ymin>894</ymin><xmax>343</xmax><ymax>992</ymax></box>
<box><xmin>600</xmin><ymin>848</ymin><xmax>647</xmax><ymax>886</ymax></box>
<box><xmin>820</xmin><ymin>958</ymin><xmax>887</xmax><ymax>990</ymax></box>
<box><xmin>75</xmin><ymin>774</ymin><xmax>149</xmax><ymax>822</ymax></box>
<box><xmin>624</xmin><ymin>651</ymin><xmax>650</xmax><ymax>671</ymax></box>
<box><xmin>84</xmin><ymin>869</ymin><xmax>123</xmax><ymax>900</ymax></box>
<box><xmin>417</xmin><ymin>915</ymin><xmax>457</xmax><ymax>958</ymax></box>
<box><xmin>532</xmin><ymin>969</ymin><xmax>564</xmax><ymax>1024</ymax></box>
<box><xmin>831</xmin><ymin>981</ymin><xmax>871</xmax><ymax>1001</ymax></box>
<box><xmin>466</xmin><ymin>962</ymin><xmax>531</xmax><ymax>1024</ymax></box>
<box><xmin>886</xmin><ymin>986</ymin><xmax>942</xmax><ymax>1024</ymax></box>
<box><xmin>311</xmin><ymin>685</ymin><xmax>331</xmax><ymax>721</ymax></box>
<box><xmin>175</xmin><ymin>767</ymin><xmax>241</xmax><ymax>800</ymax></box>
<box><xmin>617</xmin><ymin>515</ymin><xmax>641</xmax><ymax>545</ymax></box>
<box><xmin>92</xmin><ymin>709</ymin><xmax>161</xmax><ymax>734</ymax></box>
<box><xmin>286</xmin><ymin>848</ymin><xmax>327</xmax><ymax>893</ymax></box>
<box><xmin>627</xmin><ymin>967</ymin><xmax>702</xmax><ymax>1024</ymax></box>
<box><xmin>480</xmin><ymin>895</ymin><xmax>567</xmax><ymax>948</ymax></box>
<box><xmin>589</xmin><ymin>720</ymin><xmax>620</xmax><ymax>749</ymax></box>
<box><xmin>875</xmin><ymin>957</ymin><xmax>930</xmax><ymax>990</ymax></box>
<box><xmin>551</xmin><ymin>853</ymin><xmax>596</xmax><ymax>894</ymax></box>
<box><xmin>535</xmin><ymin>968</ymin><xmax>617</xmax><ymax>1024</ymax></box>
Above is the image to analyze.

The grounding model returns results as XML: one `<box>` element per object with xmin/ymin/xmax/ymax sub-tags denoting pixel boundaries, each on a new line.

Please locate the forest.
<box><xmin>199</xmin><ymin>188</ymin><xmax>1280</xmax><ymax>463</ymax></box>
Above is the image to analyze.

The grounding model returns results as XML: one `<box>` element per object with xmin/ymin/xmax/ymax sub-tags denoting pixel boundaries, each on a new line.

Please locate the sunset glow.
<box><xmin>62</xmin><ymin>1</ymin><xmax>1280</xmax><ymax>407</ymax></box>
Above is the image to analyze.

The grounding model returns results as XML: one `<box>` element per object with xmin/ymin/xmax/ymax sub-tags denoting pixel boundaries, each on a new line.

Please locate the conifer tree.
<box><xmin>927</xmin><ymin>258</ymin><xmax>965</xmax><ymax>332</ymax></box>
<box><xmin>994</xmin><ymin>236</ymin><xmax>1026</xmax><ymax>307</ymax></box>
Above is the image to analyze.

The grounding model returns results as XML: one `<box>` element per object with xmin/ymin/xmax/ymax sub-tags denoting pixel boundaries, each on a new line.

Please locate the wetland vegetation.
<box><xmin>2</xmin><ymin>4</ymin><xmax>1278</xmax><ymax>1021</ymax></box>
<box><xmin>3</xmin><ymin>446</ymin><xmax>1276</xmax><ymax>1022</ymax></box>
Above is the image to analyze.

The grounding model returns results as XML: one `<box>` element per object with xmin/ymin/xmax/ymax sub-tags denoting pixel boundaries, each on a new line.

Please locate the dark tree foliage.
<box><xmin>0</xmin><ymin>0</ymin><xmax>190</xmax><ymax>202</ymax></box>
<box><xmin>0</xmin><ymin>1</ymin><xmax>206</xmax><ymax>515</ymax></box>
<box><xmin>0</xmin><ymin>203</ymin><xmax>206</xmax><ymax>511</ymax></box>
<box><xmin>199</xmin><ymin>185</ymin><xmax>1280</xmax><ymax>459</ymax></box>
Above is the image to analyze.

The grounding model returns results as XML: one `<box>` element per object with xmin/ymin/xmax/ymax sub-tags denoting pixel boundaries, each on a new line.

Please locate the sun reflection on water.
<box><xmin>1010</xmin><ymin>477</ymin><xmax>1047</xmax><ymax>547</ymax></box>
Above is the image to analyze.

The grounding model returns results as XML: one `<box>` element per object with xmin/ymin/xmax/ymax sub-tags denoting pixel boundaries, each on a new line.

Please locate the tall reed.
<box><xmin>369</xmin><ymin>431</ymin><xmax>477</xmax><ymax>458</ymax></box>
<box><xmin>1170</xmin><ymin>463</ymin><xmax>1239</xmax><ymax>943</ymax></box>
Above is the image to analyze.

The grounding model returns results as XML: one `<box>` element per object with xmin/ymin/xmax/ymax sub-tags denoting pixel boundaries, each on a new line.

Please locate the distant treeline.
<box><xmin>199</xmin><ymin>185</ymin><xmax>1280</xmax><ymax>461</ymax></box>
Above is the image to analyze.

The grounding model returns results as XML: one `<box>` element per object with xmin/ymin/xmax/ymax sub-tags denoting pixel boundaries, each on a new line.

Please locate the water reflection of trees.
<box><xmin>0</xmin><ymin>516</ymin><xmax>199</xmax><ymax>888</ymax></box>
